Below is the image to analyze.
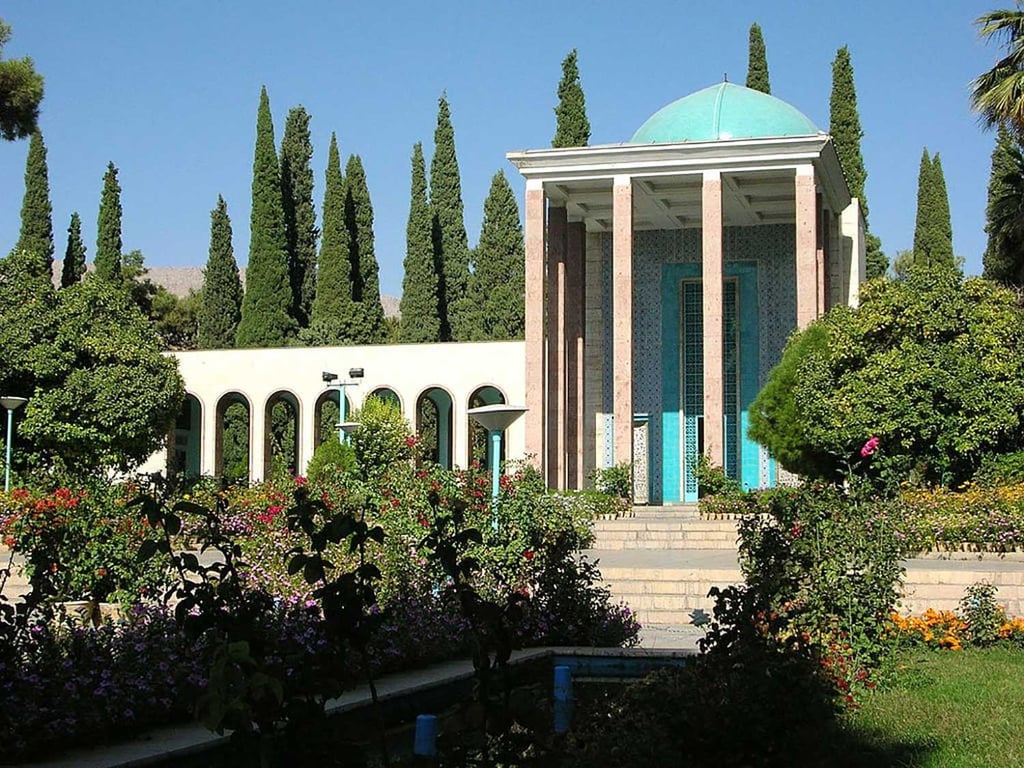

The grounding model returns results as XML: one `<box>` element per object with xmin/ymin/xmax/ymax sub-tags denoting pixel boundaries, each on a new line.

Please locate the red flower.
<box><xmin>295</xmin><ymin>475</ymin><xmax>308</xmax><ymax>486</ymax></box>
<box><xmin>523</xmin><ymin>550</ymin><xmax>535</xmax><ymax>560</ymax></box>
<box><xmin>860</xmin><ymin>436</ymin><xmax>879</xmax><ymax>458</ymax></box>
<box><xmin>405</xmin><ymin>435</ymin><xmax>418</xmax><ymax>447</ymax></box>
<box><xmin>418</xmin><ymin>514</ymin><xmax>430</xmax><ymax>528</ymax></box>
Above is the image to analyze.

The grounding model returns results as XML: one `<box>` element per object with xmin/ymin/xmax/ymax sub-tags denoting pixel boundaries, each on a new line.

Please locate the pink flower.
<box><xmin>860</xmin><ymin>437</ymin><xmax>879</xmax><ymax>458</ymax></box>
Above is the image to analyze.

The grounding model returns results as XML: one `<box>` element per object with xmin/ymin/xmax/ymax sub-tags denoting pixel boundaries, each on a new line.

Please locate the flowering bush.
<box><xmin>0</xmin><ymin>481</ymin><xmax>170</xmax><ymax>604</ymax></box>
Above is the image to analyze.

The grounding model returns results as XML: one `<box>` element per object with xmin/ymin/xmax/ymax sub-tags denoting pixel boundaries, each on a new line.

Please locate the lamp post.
<box><xmin>467</xmin><ymin>404</ymin><xmax>528</xmax><ymax>509</ymax></box>
<box><xmin>1</xmin><ymin>396</ymin><xmax>28</xmax><ymax>492</ymax></box>
<box><xmin>322</xmin><ymin>368</ymin><xmax>364</xmax><ymax>444</ymax></box>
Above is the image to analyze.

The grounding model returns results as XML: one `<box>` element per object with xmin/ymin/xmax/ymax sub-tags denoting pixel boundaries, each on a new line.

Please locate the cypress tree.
<box><xmin>279</xmin><ymin>105</ymin><xmax>318</xmax><ymax>328</ymax></box>
<box><xmin>745</xmin><ymin>23</ymin><xmax>771</xmax><ymax>94</ymax></box>
<box><xmin>14</xmin><ymin>130</ymin><xmax>54</xmax><ymax>278</ymax></box>
<box><xmin>94</xmin><ymin>161</ymin><xmax>122</xmax><ymax>281</ymax></box>
<box><xmin>430</xmin><ymin>94</ymin><xmax>470</xmax><ymax>341</ymax></box>
<box><xmin>236</xmin><ymin>86</ymin><xmax>297</xmax><ymax>347</ymax></box>
<box><xmin>399</xmin><ymin>143</ymin><xmax>441</xmax><ymax>343</ymax></box>
<box><xmin>344</xmin><ymin>154</ymin><xmax>385</xmax><ymax>344</ymax></box>
<box><xmin>60</xmin><ymin>211</ymin><xmax>86</xmax><ymax>288</ymax></box>
<box><xmin>983</xmin><ymin>124</ymin><xmax>1024</xmax><ymax>285</ymax></box>
<box><xmin>466</xmin><ymin>170</ymin><xmax>524</xmax><ymax>341</ymax></box>
<box><xmin>829</xmin><ymin>46</ymin><xmax>888</xmax><ymax>278</ymax></box>
<box><xmin>197</xmin><ymin>196</ymin><xmax>243</xmax><ymax>349</ymax></box>
<box><xmin>552</xmin><ymin>49</ymin><xmax>591</xmax><ymax>148</ymax></box>
<box><xmin>912</xmin><ymin>148</ymin><xmax>955</xmax><ymax>269</ymax></box>
<box><xmin>305</xmin><ymin>132</ymin><xmax>356</xmax><ymax>345</ymax></box>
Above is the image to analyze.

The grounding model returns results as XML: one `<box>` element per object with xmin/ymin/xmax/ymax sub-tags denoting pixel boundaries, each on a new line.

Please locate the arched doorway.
<box><xmin>370</xmin><ymin>387</ymin><xmax>402</xmax><ymax>413</ymax></box>
<box><xmin>216</xmin><ymin>392</ymin><xmax>250</xmax><ymax>483</ymax></box>
<box><xmin>265</xmin><ymin>391</ymin><xmax>300</xmax><ymax>478</ymax></box>
<box><xmin>468</xmin><ymin>385</ymin><xmax>506</xmax><ymax>468</ymax></box>
<box><xmin>169</xmin><ymin>394</ymin><xmax>202</xmax><ymax>479</ymax></box>
<box><xmin>314</xmin><ymin>390</ymin><xmax>352</xmax><ymax>446</ymax></box>
<box><xmin>416</xmin><ymin>387</ymin><xmax>453</xmax><ymax>469</ymax></box>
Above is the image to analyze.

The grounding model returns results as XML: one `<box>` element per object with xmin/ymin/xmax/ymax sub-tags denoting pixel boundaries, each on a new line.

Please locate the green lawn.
<box><xmin>843</xmin><ymin>647</ymin><xmax>1024</xmax><ymax>768</ymax></box>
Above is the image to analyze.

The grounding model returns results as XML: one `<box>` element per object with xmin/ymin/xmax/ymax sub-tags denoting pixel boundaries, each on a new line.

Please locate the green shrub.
<box><xmin>349</xmin><ymin>395</ymin><xmax>415</xmax><ymax>478</ymax></box>
<box><xmin>590</xmin><ymin>462</ymin><xmax>632</xmax><ymax>499</ymax></box>
<box><xmin>974</xmin><ymin>450</ymin><xmax>1024</xmax><ymax>487</ymax></box>
<box><xmin>304</xmin><ymin>439</ymin><xmax>356</xmax><ymax>484</ymax></box>
<box><xmin>696</xmin><ymin>454</ymin><xmax>743</xmax><ymax>498</ymax></box>
<box><xmin>958</xmin><ymin>582</ymin><xmax>1006</xmax><ymax>647</ymax></box>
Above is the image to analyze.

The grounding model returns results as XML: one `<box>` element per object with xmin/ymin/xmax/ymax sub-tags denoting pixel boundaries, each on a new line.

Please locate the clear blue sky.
<box><xmin>0</xmin><ymin>1</ymin><xmax>1005</xmax><ymax>296</ymax></box>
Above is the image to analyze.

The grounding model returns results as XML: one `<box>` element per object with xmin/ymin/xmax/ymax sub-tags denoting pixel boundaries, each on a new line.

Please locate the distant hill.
<box><xmin>51</xmin><ymin>262</ymin><xmax>401</xmax><ymax>318</ymax></box>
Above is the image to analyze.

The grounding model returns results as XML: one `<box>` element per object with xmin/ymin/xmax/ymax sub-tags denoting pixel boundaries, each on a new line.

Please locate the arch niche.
<box><xmin>467</xmin><ymin>386</ymin><xmax>507</xmax><ymax>468</ymax></box>
<box><xmin>314</xmin><ymin>390</ymin><xmax>353</xmax><ymax>447</ymax></box>
<box><xmin>169</xmin><ymin>394</ymin><xmax>202</xmax><ymax>479</ymax></box>
<box><xmin>216</xmin><ymin>392</ymin><xmax>250</xmax><ymax>483</ymax></box>
<box><xmin>416</xmin><ymin>387</ymin><xmax>453</xmax><ymax>469</ymax></box>
<box><xmin>265</xmin><ymin>391</ymin><xmax>301</xmax><ymax>478</ymax></box>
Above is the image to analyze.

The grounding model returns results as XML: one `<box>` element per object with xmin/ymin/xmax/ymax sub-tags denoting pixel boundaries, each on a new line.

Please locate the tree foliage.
<box><xmin>94</xmin><ymin>162</ymin><xmax>123</xmax><ymax>282</ymax></box>
<box><xmin>344</xmin><ymin>154</ymin><xmax>385</xmax><ymax>344</ymax></box>
<box><xmin>430</xmin><ymin>94</ymin><xmax>470</xmax><ymax>341</ymax></box>
<box><xmin>198</xmin><ymin>195</ymin><xmax>242</xmax><ymax>348</ymax></box>
<box><xmin>61</xmin><ymin>211</ymin><xmax>86</xmax><ymax>288</ymax></box>
<box><xmin>745</xmin><ymin>23</ymin><xmax>771</xmax><ymax>94</ymax></box>
<box><xmin>0</xmin><ymin>18</ymin><xmax>44</xmax><ymax>141</ymax></box>
<box><xmin>983</xmin><ymin>123</ymin><xmax>1024</xmax><ymax>285</ymax></box>
<box><xmin>971</xmin><ymin>6</ymin><xmax>1024</xmax><ymax>132</ymax></box>
<box><xmin>829</xmin><ymin>45</ymin><xmax>887</xmax><ymax>279</ymax></box>
<box><xmin>465</xmin><ymin>170</ymin><xmax>525</xmax><ymax>341</ymax></box>
<box><xmin>750</xmin><ymin>266</ymin><xmax>1024</xmax><ymax>488</ymax></box>
<box><xmin>398</xmin><ymin>142</ymin><xmax>441</xmax><ymax>343</ymax></box>
<box><xmin>305</xmin><ymin>132</ymin><xmax>354</xmax><ymax>346</ymax></box>
<box><xmin>236</xmin><ymin>86</ymin><xmax>297</xmax><ymax>347</ymax></box>
<box><xmin>280</xmin><ymin>105</ymin><xmax>318</xmax><ymax>328</ymax></box>
<box><xmin>912</xmin><ymin>148</ymin><xmax>955</xmax><ymax>269</ymax></box>
<box><xmin>14</xmin><ymin>130</ymin><xmax>53</xmax><ymax>278</ymax></box>
<box><xmin>0</xmin><ymin>251</ymin><xmax>184</xmax><ymax>473</ymax></box>
<box><xmin>552</xmin><ymin>49</ymin><xmax>591</xmax><ymax>148</ymax></box>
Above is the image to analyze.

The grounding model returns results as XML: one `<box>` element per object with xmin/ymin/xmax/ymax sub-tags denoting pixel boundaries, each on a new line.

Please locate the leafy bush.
<box><xmin>304</xmin><ymin>439</ymin><xmax>356</xmax><ymax>484</ymax></box>
<box><xmin>696</xmin><ymin>454</ymin><xmax>743</xmax><ymax>498</ymax></box>
<box><xmin>590</xmin><ymin>463</ymin><xmax>632</xmax><ymax>499</ymax></box>
<box><xmin>974</xmin><ymin>450</ymin><xmax>1024</xmax><ymax>487</ymax></box>
<box><xmin>349</xmin><ymin>395</ymin><xmax>416</xmax><ymax>479</ymax></box>
<box><xmin>750</xmin><ymin>267</ymin><xmax>1024</xmax><ymax>488</ymax></box>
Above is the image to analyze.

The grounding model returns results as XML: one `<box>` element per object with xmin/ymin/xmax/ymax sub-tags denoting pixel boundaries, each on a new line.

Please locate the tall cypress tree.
<box><xmin>912</xmin><ymin>148</ymin><xmax>955</xmax><ymax>269</ymax></box>
<box><xmin>279</xmin><ymin>105</ymin><xmax>317</xmax><ymax>329</ymax></box>
<box><xmin>399</xmin><ymin>143</ymin><xmax>441</xmax><ymax>343</ymax></box>
<box><xmin>306</xmin><ymin>132</ymin><xmax>355</xmax><ymax>345</ymax></box>
<box><xmin>829</xmin><ymin>46</ymin><xmax>887</xmax><ymax>279</ymax></box>
<box><xmin>236</xmin><ymin>86</ymin><xmax>297</xmax><ymax>348</ymax></box>
<box><xmin>60</xmin><ymin>211</ymin><xmax>86</xmax><ymax>288</ymax></box>
<box><xmin>94</xmin><ymin>161</ymin><xmax>122</xmax><ymax>281</ymax></box>
<box><xmin>745</xmin><ymin>23</ymin><xmax>771</xmax><ymax>94</ymax></box>
<box><xmin>344</xmin><ymin>154</ymin><xmax>385</xmax><ymax>344</ymax></box>
<box><xmin>552</xmin><ymin>49</ymin><xmax>591</xmax><ymax>148</ymax></box>
<box><xmin>430</xmin><ymin>94</ymin><xmax>470</xmax><ymax>341</ymax></box>
<box><xmin>983</xmin><ymin>124</ymin><xmax>1024</xmax><ymax>285</ymax></box>
<box><xmin>466</xmin><ymin>170</ymin><xmax>524</xmax><ymax>341</ymax></box>
<box><xmin>14</xmin><ymin>130</ymin><xmax>54</xmax><ymax>278</ymax></box>
<box><xmin>197</xmin><ymin>196</ymin><xmax>243</xmax><ymax>349</ymax></box>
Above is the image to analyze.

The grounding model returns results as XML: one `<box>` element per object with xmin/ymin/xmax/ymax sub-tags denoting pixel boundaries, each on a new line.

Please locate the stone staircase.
<box><xmin>586</xmin><ymin>506</ymin><xmax>1024</xmax><ymax>627</ymax></box>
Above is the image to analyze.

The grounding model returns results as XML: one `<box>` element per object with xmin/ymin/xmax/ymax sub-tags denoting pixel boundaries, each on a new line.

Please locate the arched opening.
<box><xmin>416</xmin><ymin>387</ymin><xmax>453</xmax><ymax>469</ymax></box>
<box><xmin>314</xmin><ymin>390</ymin><xmax>352</xmax><ymax>446</ymax></box>
<box><xmin>265</xmin><ymin>391</ymin><xmax>300</xmax><ymax>479</ymax></box>
<box><xmin>468</xmin><ymin>386</ymin><xmax>507</xmax><ymax>468</ymax></box>
<box><xmin>370</xmin><ymin>387</ymin><xmax>402</xmax><ymax>413</ymax></box>
<box><xmin>216</xmin><ymin>393</ymin><xmax>250</xmax><ymax>484</ymax></box>
<box><xmin>169</xmin><ymin>394</ymin><xmax>202</xmax><ymax>479</ymax></box>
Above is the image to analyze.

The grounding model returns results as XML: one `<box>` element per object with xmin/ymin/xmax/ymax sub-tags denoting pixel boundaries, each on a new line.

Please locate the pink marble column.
<box><xmin>547</xmin><ymin>206</ymin><xmax>567</xmax><ymax>488</ymax></box>
<box><xmin>524</xmin><ymin>181</ymin><xmax>546</xmax><ymax>471</ymax></box>
<box><xmin>702</xmin><ymin>170</ymin><xmax>724</xmax><ymax>468</ymax></box>
<box><xmin>795</xmin><ymin>167</ymin><xmax>819</xmax><ymax>329</ymax></box>
<box><xmin>612</xmin><ymin>177</ymin><xmax>633</xmax><ymax>466</ymax></box>
<box><xmin>565</xmin><ymin>221</ymin><xmax>585</xmax><ymax>490</ymax></box>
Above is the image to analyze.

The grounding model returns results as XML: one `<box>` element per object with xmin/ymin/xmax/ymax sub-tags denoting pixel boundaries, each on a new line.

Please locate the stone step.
<box><xmin>592</xmin><ymin>518</ymin><xmax>738</xmax><ymax>532</ymax></box>
<box><xmin>592</xmin><ymin>538</ymin><xmax>739</xmax><ymax>551</ymax></box>
<box><xmin>630</xmin><ymin>504</ymin><xmax>701</xmax><ymax>518</ymax></box>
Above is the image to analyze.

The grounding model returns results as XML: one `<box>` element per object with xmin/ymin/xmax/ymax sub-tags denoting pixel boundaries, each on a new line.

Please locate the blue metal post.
<box><xmin>553</xmin><ymin>665</ymin><xmax>573</xmax><ymax>733</ymax></box>
<box><xmin>4</xmin><ymin>408</ymin><xmax>12</xmax><ymax>493</ymax></box>
<box><xmin>413</xmin><ymin>713</ymin><xmax>438</xmax><ymax>757</ymax></box>
<box><xmin>489</xmin><ymin>429</ymin><xmax>502</xmax><ymax>501</ymax></box>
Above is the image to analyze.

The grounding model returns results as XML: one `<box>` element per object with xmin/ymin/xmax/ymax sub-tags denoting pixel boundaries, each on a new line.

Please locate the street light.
<box><xmin>322</xmin><ymin>368</ymin><xmax>365</xmax><ymax>444</ymax></box>
<box><xmin>1</xmin><ymin>396</ymin><xmax>28</xmax><ymax>492</ymax></box>
<box><xmin>467</xmin><ymin>404</ymin><xmax>528</xmax><ymax>519</ymax></box>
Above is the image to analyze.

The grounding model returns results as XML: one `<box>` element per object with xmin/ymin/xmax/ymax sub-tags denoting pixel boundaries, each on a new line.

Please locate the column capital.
<box><xmin>703</xmin><ymin>169</ymin><xmax>722</xmax><ymax>183</ymax></box>
<box><xmin>526</xmin><ymin>178</ymin><xmax>544</xmax><ymax>192</ymax></box>
<box><xmin>613</xmin><ymin>174</ymin><xmax>632</xmax><ymax>188</ymax></box>
<box><xmin>795</xmin><ymin>163</ymin><xmax>815</xmax><ymax>178</ymax></box>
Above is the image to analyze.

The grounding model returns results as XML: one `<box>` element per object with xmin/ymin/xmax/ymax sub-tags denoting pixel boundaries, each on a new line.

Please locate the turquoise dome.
<box><xmin>630</xmin><ymin>82</ymin><xmax>820</xmax><ymax>143</ymax></box>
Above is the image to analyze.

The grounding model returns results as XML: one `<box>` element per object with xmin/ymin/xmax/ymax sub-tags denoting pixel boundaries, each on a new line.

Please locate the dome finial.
<box><xmin>724</xmin><ymin>72</ymin><xmax>728</xmax><ymax>83</ymax></box>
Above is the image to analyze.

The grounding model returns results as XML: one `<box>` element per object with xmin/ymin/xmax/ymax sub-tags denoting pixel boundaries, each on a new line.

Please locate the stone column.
<box><xmin>566</xmin><ymin>221</ymin><xmax>585</xmax><ymax>490</ymax></box>
<box><xmin>795</xmin><ymin>165</ymin><xmax>819</xmax><ymax>328</ymax></box>
<box><xmin>299</xmin><ymin>394</ymin><xmax>317</xmax><ymax>477</ymax></box>
<box><xmin>547</xmin><ymin>205</ymin><xmax>567</xmax><ymax>489</ymax></box>
<box><xmin>250</xmin><ymin>395</ymin><xmax>267</xmax><ymax>482</ymax></box>
<box><xmin>702</xmin><ymin>170</ymin><xmax>724</xmax><ymax>468</ymax></box>
<box><xmin>202</xmin><ymin>396</ymin><xmax>219</xmax><ymax>477</ymax></box>
<box><xmin>582</xmin><ymin>229</ymin><xmax>603</xmax><ymax>485</ymax></box>
<box><xmin>524</xmin><ymin>180</ymin><xmax>546</xmax><ymax>471</ymax></box>
<box><xmin>612</xmin><ymin>176</ymin><xmax>633</xmax><ymax>466</ymax></box>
